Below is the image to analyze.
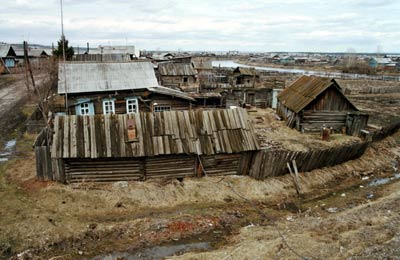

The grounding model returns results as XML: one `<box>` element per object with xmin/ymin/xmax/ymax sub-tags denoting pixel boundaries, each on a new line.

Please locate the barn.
<box><xmin>277</xmin><ymin>75</ymin><xmax>368</xmax><ymax>135</ymax></box>
<box><xmin>36</xmin><ymin>108</ymin><xmax>260</xmax><ymax>183</ymax></box>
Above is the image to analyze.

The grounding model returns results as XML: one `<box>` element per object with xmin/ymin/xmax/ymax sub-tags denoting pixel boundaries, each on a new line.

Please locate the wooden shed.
<box><xmin>43</xmin><ymin>108</ymin><xmax>260</xmax><ymax>183</ymax></box>
<box><xmin>158</xmin><ymin>62</ymin><xmax>199</xmax><ymax>92</ymax></box>
<box><xmin>277</xmin><ymin>75</ymin><xmax>368</xmax><ymax>135</ymax></box>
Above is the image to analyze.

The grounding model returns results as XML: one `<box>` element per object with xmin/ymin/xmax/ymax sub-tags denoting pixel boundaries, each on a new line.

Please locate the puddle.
<box><xmin>0</xmin><ymin>139</ymin><xmax>16</xmax><ymax>163</ymax></box>
<box><xmin>368</xmin><ymin>173</ymin><xmax>400</xmax><ymax>187</ymax></box>
<box><xmin>89</xmin><ymin>241</ymin><xmax>212</xmax><ymax>260</ymax></box>
<box><xmin>5</xmin><ymin>140</ymin><xmax>16</xmax><ymax>149</ymax></box>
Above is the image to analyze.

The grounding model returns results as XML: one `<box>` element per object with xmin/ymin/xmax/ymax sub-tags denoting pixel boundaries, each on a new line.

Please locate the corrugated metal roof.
<box><xmin>51</xmin><ymin>108</ymin><xmax>260</xmax><ymax>159</ymax></box>
<box><xmin>58</xmin><ymin>62</ymin><xmax>159</xmax><ymax>94</ymax></box>
<box><xmin>158</xmin><ymin>62</ymin><xmax>197</xmax><ymax>76</ymax></box>
<box><xmin>278</xmin><ymin>75</ymin><xmax>356</xmax><ymax>113</ymax></box>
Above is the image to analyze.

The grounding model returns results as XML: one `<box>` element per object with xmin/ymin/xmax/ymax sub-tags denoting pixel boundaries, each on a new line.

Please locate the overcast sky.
<box><xmin>1</xmin><ymin>0</ymin><xmax>399</xmax><ymax>52</ymax></box>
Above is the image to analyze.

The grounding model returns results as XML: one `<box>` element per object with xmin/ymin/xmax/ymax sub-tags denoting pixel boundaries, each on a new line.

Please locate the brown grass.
<box><xmin>250</xmin><ymin>108</ymin><xmax>360</xmax><ymax>151</ymax></box>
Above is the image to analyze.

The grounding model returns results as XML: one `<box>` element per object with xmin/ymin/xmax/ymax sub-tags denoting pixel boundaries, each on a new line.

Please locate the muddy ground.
<box><xmin>0</xmin><ymin>129</ymin><xmax>399</xmax><ymax>259</ymax></box>
<box><xmin>0</xmin><ymin>73</ymin><xmax>46</xmax><ymax>147</ymax></box>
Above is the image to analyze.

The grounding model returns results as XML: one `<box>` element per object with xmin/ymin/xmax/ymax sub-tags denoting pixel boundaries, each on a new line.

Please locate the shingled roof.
<box><xmin>278</xmin><ymin>75</ymin><xmax>357</xmax><ymax>113</ymax></box>
<box><xmin>51</xmin><ymin>108</ymin><xmax>260</xmax><ymax>159</ymax></box>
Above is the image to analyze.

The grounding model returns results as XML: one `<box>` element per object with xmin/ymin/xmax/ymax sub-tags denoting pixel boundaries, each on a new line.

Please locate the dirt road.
<box><xmin>0</xmin><ymin>73</ymin><xmax>45</xmax><ymax>144</ymax></box>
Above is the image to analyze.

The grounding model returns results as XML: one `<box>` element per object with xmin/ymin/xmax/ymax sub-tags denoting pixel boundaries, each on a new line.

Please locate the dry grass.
<box><xmin>250</xmin><ymin>108</ymin><xmax>360</xmax><ymax>151</ymax></box>
<box><xmin>1</xmin><ymin>131</ymin><xmax>398</xmax><ymax>256</ymax></box>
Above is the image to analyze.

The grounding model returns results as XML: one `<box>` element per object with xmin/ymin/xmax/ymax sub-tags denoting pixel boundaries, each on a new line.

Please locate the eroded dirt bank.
<box><xmin>0</xmin><ymin>130</ymin><xmax>399</xmax><ymax>259</ymax></box>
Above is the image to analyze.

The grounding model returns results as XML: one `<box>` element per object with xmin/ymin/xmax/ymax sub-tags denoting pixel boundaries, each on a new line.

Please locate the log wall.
<box><xmin>51</xmin><ymin>153</ymin><xmax>252</xmax><ymax>183</ymax></box>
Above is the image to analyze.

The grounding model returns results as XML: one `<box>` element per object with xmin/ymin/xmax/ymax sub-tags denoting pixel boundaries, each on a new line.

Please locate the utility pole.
<box><xmin>24</xmin><ymin>41</ymin><xmax>36</xmax><ymax>90</ymax></box>
<box><xmin>60</xmin><ymin>0</ymin><xmax>68</xmax><ymax>114</ymax></box>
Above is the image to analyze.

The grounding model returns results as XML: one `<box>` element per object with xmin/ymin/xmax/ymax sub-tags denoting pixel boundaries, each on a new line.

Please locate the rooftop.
<box><xmin>58</xmin><ymin>61</ymin><xmax>159</xmax><ymax>94</ymax></box>
<box><xmin>278</xmin><ymin>75</ymin><xmax>358</xmax><ymax>113</ymax></box>
<box><xmin>51</xmin><ymin>108</ymin><xmax>260</xmax><ymax>159</ymax></box>
<box><xmin>158</xmin><ymin>62</ymin><xmax>197</xmax><ymax>76</ymax></box>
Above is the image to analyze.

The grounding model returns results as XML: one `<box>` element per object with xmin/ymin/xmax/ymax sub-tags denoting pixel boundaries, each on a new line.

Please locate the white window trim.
<box><xmin>126</xmin><ymin>97</ymin><xmax>139</xmax><ymax>114</ymax></box>
<box><xmin>102</xmin><ymin>99</ymin><xmax>115</xmax><ymax>114</ymax></box>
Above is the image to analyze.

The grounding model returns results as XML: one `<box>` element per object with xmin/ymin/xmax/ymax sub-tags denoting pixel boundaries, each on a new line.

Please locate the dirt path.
<box><xmin>0</xmin><ymin>73</ymin><xmax>46</xmax><ymax>145</ymax></box>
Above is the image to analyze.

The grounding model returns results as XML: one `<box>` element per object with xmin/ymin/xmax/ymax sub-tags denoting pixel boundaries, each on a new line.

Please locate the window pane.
<box><xmin>126</xmin><ymin>98</ymin><xmax>138</xmax><ymax>113</ymax></box>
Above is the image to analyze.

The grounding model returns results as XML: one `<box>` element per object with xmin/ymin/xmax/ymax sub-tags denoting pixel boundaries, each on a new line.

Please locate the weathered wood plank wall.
<box><xmin>249</xmin><ymin>142</ymin><xmax>369</xmax><ymax>180</ymax></box>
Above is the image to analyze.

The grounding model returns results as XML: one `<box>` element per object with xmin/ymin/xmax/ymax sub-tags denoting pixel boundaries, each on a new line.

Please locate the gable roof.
<box><xmin>0</xmin><ymin>44</ymin><xmax>16</xmax><ymax>58</ymax></box>
<box><xmin>58</xmin><ymin>62</ymin><xmax>159</xmax><ymax>94</ymax></box>
<box><xmin>158</xmin><ymin>62</ymin><xmax>197</xmax><ymax>76</ymax></box>
<box><xmin>278</xmin><ymin>75</ymin><xmax>357</xmax><ymax>113</ymax></box>
<box><xmin>51</xmin><ymin>108</ymin><xmax>260</xmax><ymax>159</ymax></box>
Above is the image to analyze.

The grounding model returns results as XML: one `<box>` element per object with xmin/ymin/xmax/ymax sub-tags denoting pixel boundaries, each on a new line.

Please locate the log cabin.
<box><xmin>277</xmin><ymin>75</ymin><xmax>368</xmax><ymax>135</ymax></box>
<box><xmin>58</xmin><ymin>61</ymin><xmax>196</xmax><ymax>115</ymax></box>
<box><xmin>37</xmin><ymin>108</ymin><xmax>260</xmax><ymax>183</ymax></box>
<box><xmin>157</xmin><ymin>62</ymin><xmax>199</xmax><ymax>92</ymax></box>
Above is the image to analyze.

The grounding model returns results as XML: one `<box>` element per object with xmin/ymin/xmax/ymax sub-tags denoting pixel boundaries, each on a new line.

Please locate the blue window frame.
<box><xmin>75</xmin><ymin>98</ymin><xmax>94</xmax><ymax>115</ymax></box>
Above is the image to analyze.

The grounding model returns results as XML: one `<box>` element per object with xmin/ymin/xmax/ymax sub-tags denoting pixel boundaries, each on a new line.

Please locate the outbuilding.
<box><xmin>157</xmin><ymin>62</ymin><xmax>199</xmax><ymax>92</ymax></box>
<box><xmin>36</xmin><ymin>108</ymin><xmax>260</xmax><ymax>183</ymax></box>
<box><xmin>277</xmin><ymin>75</ymin><xmax>368</xmax><ymax>135</ymax></box>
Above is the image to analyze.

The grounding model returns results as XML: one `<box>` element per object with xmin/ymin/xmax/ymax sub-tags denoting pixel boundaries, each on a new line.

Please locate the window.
<box><xmin>126</xmin><ymin>98</ymin><xmax>139</xmax><ymax>114</ymax></box>
<box><xmin>75</xmin><ymin>99</ymin><xmax>94</xmax><ymax>115</ymax></box>
<box><xmin>102</xmin><ymin>99</ymin><xmax>115</xmax><ymax>114</ymax></box>
<box><xmin>154</xmin><ymin>105</ymin><xmax>171</xmax><ymax>112</ymax></box>
<box><xmin>80</xmin><ymin>103</ymin><xmax>90</xmax><ymax>115</ymax></box>
<box><xmin>183</xmin><ymin>77</ymin><xmax>188</xmax><ymax>83</ymax></box>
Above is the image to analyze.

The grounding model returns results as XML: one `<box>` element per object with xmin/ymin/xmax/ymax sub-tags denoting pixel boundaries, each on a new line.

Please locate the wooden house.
<box><xmin>36</xmin><ymin>108</ymin><xmax>260</xmax><ymax>183</ymax></box>
<box><xmin>0</xmin><ymin>44</ymin><xmax>17</xmax><ymax>70</ymax></box>
<box><xmin>58</xmin><ymin>62</ymin><xmax>196</xmax><ymax>115</ymax></box>
<box><xmin>368</xmin><ymin>57</ymin><xmax>395</xmax><ymax>69</ymax></box>
<box><xmin>157</xmin><ymin>62</ymin><xmax>199</xmax><ymax>92</ymax></box>
<box><xmin>233</xmin><ymin>67</ymin><xmax>259</xmax><ymax>88</ymax></box>
<box><xmin>277</xmin><ymin>76</ymin><xmax>368</xmax><ymax>135</ymax></box>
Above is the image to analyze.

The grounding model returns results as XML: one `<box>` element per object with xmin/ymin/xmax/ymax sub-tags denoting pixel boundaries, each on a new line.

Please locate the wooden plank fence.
<box><xmin>249</xmin><ymin>142</ymin><xmax>369</xmax><ymax>180</ymax></box>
